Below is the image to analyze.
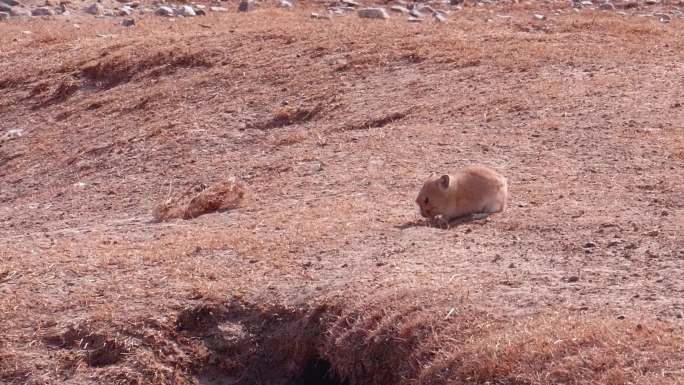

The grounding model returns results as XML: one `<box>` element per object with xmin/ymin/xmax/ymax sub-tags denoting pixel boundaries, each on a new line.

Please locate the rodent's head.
<box><xmin>416</xmin><ymin>174</ymin><xmax>451</xmax><ymax>219</ymax></box>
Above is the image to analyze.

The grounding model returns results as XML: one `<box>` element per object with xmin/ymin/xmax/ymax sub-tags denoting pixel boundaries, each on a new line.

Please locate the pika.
<box><xmin>415</xmin><ymin>164</ymin><xmax>508</xmax><ymax>221</ymax></box>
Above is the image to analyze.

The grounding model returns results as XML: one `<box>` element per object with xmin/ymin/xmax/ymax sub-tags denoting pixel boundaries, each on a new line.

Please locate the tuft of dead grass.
<box><xmin>152</xmin><ymin>178</ymin><xmax>245</xmax><ymax>222</ymax></box>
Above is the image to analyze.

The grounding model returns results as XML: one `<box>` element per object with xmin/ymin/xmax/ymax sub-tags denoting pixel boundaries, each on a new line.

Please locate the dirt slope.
<box><xmin>1</xmin><ymin>4</ymin><xmax>683</xmax><ymax>385</ymax></box>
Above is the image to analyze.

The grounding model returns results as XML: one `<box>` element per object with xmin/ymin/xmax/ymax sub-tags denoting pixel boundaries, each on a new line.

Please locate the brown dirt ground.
<box><xmin>1</xmin><ymin>3</ymin><xmax>683</xmax><ymax>385</ymax></box>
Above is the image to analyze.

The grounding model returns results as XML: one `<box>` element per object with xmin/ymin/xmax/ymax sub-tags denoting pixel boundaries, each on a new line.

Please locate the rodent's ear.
<box><xmin>439</xmin><ymin>174</ymin><xmax>450</xmax><ymax>189</ymax></box>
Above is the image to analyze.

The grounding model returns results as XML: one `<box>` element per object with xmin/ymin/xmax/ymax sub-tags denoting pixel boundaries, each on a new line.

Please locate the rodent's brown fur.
<box><xmin>415</xmin><ymin>164</ymin><xmax>508</xmax><ymax>220</ymax></box>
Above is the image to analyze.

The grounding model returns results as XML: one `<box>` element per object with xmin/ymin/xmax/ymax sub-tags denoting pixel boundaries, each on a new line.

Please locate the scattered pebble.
<box><xmin>119</xmin><ymin>5</ymin><xmax>132</xmax><ymax>16</ymax></box>
<box><xmin>278</xmin><ymin>0</ymin><xmax>292</xmax><ymax>8</ymax></box>
<box><xmin>390</xmin><ymin>5</ymin><xmax>410</xmax><ymax>14</ymax></box>
<box><xmin>238</xmin><ymin>0</ymin><xmax>255</xmax><ymax>12</ymax></box>
<box><xmin>180</xmin><ymin>5</ymin><xmax>196</xmax><ymax>17</ymax></box>
<box><xmin>31</xmin><ymin>6</ymin><xmax>54</xmax><ymax>16</ymax></box>
<box><xmin>407</xmin><ymin>16</ymin><xmax>422</xmax><ymax>22</ymax></box>
<box><xmin>567</xmin><ymin>276</ymin><xmax>580</xmax><ymax>283</ymax></box>
<box><xmin>433</xmin><ymin>11</ymin><xmax>447</xmax><ymax>22</ymax></box>
<box><xmin>533</xmin><ymin>13</ymin><xmax>545</xmax><ymax>20</ymax></box>
<box><xmin>155</xmin><ymin>5</ymin><xmax>173</xmax><ymax>16</ymax></box>
<box><xmin>209</xmin><ymin>6</ymin><xmax>227</xmax><ymax>12</ymax></box>
<box><xmin>654</xmin><ymin>12</ymin><xmax>671</xmax><ymax>22</ymax></box>
<box><xmin>121</xmin><ymin>17</ymin><xmax>134</xmax><ymax>26</ymax></box>
<box><xmin>599</xmin><ymin>2</ymin><xmax>615</xmax><ymax>10</ymax></box>
<box><xmin>583</xmin><ymin>241</ymin><xmax>597</xmax><ymax>248</ymax></box>
<box><xmin>357</xmin><ymin>7</ymin><xmax>390</xmax><ymax>19</ymax></box>
<box><xmin>86</xmin><ymin>2</ymin><xmax>103</xmax><ymax>15</ymax></box>
<box><xmin>310</xmin><ymin>12</ymin><xmax>331</xmax><ymax>19</ymax></box>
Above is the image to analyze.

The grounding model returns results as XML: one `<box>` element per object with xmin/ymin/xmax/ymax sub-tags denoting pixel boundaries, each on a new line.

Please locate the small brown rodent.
<box><xmin>415</xmin><ymin>164</ymin><xmax>508</xmax><ymax>221</ymax></box>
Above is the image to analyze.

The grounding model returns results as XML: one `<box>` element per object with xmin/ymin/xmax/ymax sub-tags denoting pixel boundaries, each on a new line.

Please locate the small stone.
<box><xmin>278</xmin><ymin>0</ymin><xmax>292</xmax><ymax>8</ymax></box>
<box><xmin>86</xmin><ymin>2</ymin><xmax>103</xmax><ymax>15</ymax></box>
<box><xmin>209</xmin><ymin>6</ymin><xmax>227</xmax><ymax>11</ymax></box>
<box><xmin>607</xmin><ymin>240</ymin><xmax>619</xmax><ymax>247</ymax></box>
<box><xmin>390</xmin><ymin>5</ymin><xmax>410</xmax><ymax>14</ymax></box>
<box><xmin>409</xmin><ymin>8</ymin><xmax>423</xmax><ymax>17</ymax></box>
<box><xmin>155</xmin><ymin>5</ymin><xmax>173</xmax><ymax>16</ymax></box>
<box><xmin>180</xmin><ymin>5</ymin><xmax>195</xmax><ymax>16</ymax></box>
<box><xmin>310</xmin><ymin>12</ymin><xmax>331</xmax><ymax>19</ymax></box>
<box><xmin>195</xmin><ymin>8</ymin><xmax>205</xmax><ymax>15</ymax></box>
<box><xmin>0</xmin><ymin>10</ymin><xmax>8</xmax><ymax>19</ymax></box>
<box><xmin>580</xmin><ymin>0</ymin><xmax>593</xmax><ymax>5</ymax></box>
<box><xmin>617</xmin><ymin>315</ymin><xmax>625</xmax><ymax>320</ymax></box>
<box><xmin>567</xmin><ymin>276</ymin><xmax>580</xmax><ymax>283</ymax></box>
<box><xmin>418</xmin><ymin>4</ymin><xmax>436</xmax><ymax>13</ymax></box>
<box><xmin>644</xmin><ymin>0</ymin><xmax>658</xmax><ymax>4</ymax></box>
<box><xmin>508</xmin><ymin>262</ymin><xmax>515</xmax><ymax>268</ymax></box>
<box><xmin>598</xmin><ymin>2</ymin><xmax>615</xmax><ymax>10</ymax></box>
<box><xmin>341</xmin><ymin>0</ymin><xmax>359</xmax><ymax>6</ymax></box>
<box><xmin>533</xmin><ymin>13</ymin><xmax>545</xmax><ymax>20</ymax></box>
<box><xmin>407</xmin><ymin>16</ymin><xmax>422</xmax><ymax>22</ymax></box>
<box><xmin>450</xmin><ymin>0</ymin><xmax>463</xmax><ymax>4</ymax></box>
<box><xmin>31</xmin><ymin>6</ymin><xmax>55</xmax><ymax>15</ymax></box>
<box><xmin>237</xmin><ymin>0</ymin><xmax>254</xmax><ymax>12</ymax></box>
<box><xmin>121</xmin><ymin>17</ymin><xmax>134</xmax><ymax>26</ymax></box>
<box><xmin>583</xmin><ymin>241</ymin><xmax>596</xmax><ymax>248</ymax></box>
<box><xmin>654</xmin><ymin>13</ymin><xmax>670</xmax><ymax>22</ymax></box>
<box><xmin>433</xmin><ymin>11</ymin><xmax>447</xmax><ymax>22</ymax></box>
<box><xmin>1</xmin><ymin>0</ymin><xmax>21</xmax><ymax>6</ymax></box>
<box><xmin>357</xmin><ymin>7</ymin><xmax>389</xmax><ymax>19</ymax></box>
<box><xmin>118</xmin><ymin>4</ymin><xmax>132</xmax><ymax>15</ymax></box>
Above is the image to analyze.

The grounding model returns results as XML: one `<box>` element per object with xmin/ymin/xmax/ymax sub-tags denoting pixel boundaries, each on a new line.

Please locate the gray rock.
<box><xmin>278</xmin><ymin>0</ymin><xmax>292</xmax><ymax>7</ymax></box>
<box><xmin>237</xmin><ymin>0</ymin><xmax>254</xmax><ymax>12</ymax></box>
<box><xmin>0</xmin><ymin>2</ymin><xmax>13</xmax><ymax>12</ymax></box>
<box><xmin>1</xmin><ymin>0</ymin><xmax>21</xmax><ymax>6</ymax></box>
<box><xmin>31</xmin><ymin>6</ymin><xmax>55</xmax><ymax>15</ymax></box>
<box><xmin>195</xmin><ymin>8</ymin><xmax>205</xmax><ymax>15</ymax></box>
<box><xmin>119</xmin><ymin>4</ymin><xmax>132</xmax><ymax>15</ymax></box>
<box><xmin>407</xmin><ymin>16</ymin><xmax>422</xmax><ymax>22</ymax></box>
<box><xmin>310</xmin><ymin>12</ymin><xmax>331</xmax><ymax>19</ymax></box>
<box><xmin>598</xmin><ymin>2</ymin><xmax>615</xmax><ymax>10</ymax></box>
<box><xmin>180</xmin><ymin>5</ymin><xmax>195</xmax><ymax>16</ymax></box>
<box><xmin>390</xmin><ymin>5</ymin><xmax>410</xmax><ymax>14</ymax></box>
<box><xmin>644</xmin><ymin>0</ymin><xmax>659</xmax><ymax>4</ymax></box>
<box><xmin>156</xmin><ymin>5</ymin><xmax>173</xmax><ymax>16</ymax></box>
<box><xmin>341</xmin><ymin>0</ymin><xmax>359</xmax><ymax>6</ymax></box>
<box><xmin>209</xmin><ymin>6</ymin><xmax>227</xmax><ymax>12</ymax></box>
<box><xmin>654</xmin><ymin>12</ymin><xmax>670</xmax><ymax>22</ymax></box>
<box><xmin>357</xmin><ymin>7</ymin><xmax>389</xmax><ymax>19</ymax></box>
<box><xmin>409</xmin><ymin>8</ymin><xmax>423</xmax><ymax>17</ymax></box>
<box><xmin>418</xmin><ymin>4</ymin><xmax>435</xmax><ymax>13</ymax></box>
<box><xmin>433</xmin><ymin>11</ymin><xmax>447</xmax><ymax>22</ymax></box>
<box><xmin>86</xmin><ymin>2</ymin><xmax>103</xmax><ymax>15</ymax></box>
<box><xmin>532</xmin><ymin>13</ymin><xmax>545</xmax><ymax>20</ymax></box>
<box><xmin>122</xmin><ymin>17</ymin><xmax>134</xmax><ymax>26</ymax></box>
<box><xmin>580</xmin><ymin>0</ymin><xmax>593</xmax><ymax>4</ymax></box>
<box><xmin>0</xmin><ymin>10</ymin><xmax>8</xmax><ymax>19</ymax></box>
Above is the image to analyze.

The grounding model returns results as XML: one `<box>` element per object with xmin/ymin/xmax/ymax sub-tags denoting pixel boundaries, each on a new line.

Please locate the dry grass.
<box><xmin>152</xmin><ymin>178</ymin><xmax>245</xmax><ymax>222</ymax></box>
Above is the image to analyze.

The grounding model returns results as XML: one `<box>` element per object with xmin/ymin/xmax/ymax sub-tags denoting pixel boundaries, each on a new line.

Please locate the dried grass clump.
<box><xmin>186</xmin><ymin>292</ymin><xmax>684</xmax><ymax>385</ymax></box>
<box><xmin>152</xmin><ymin>178</ymin><xmax>244</xmax><ymax>222</ymax></box>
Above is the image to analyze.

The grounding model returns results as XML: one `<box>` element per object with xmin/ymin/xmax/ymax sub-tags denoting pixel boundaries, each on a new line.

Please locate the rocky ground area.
<box><xmin>2</xmin><ymin>0</ymin><xmax>684</xmax><ymax>24</ymax></box>
<box><xmin>1</xmin><ymin>1</ymin><xmax>683</xmax><ymax>385</ymax></box>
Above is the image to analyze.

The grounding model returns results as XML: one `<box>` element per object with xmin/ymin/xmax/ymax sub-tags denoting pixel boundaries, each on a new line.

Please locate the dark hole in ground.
<box><xmin>293</xmin><ymin>357</ymin><xmax>347</xmax><ymax>385</ymax></box>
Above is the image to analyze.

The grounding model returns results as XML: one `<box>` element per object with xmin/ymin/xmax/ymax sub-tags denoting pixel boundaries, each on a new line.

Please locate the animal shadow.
<box><xmin>396</xmin><ymin>214</ymin><xmax>490</xmax><ymax>230</ymax></box>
